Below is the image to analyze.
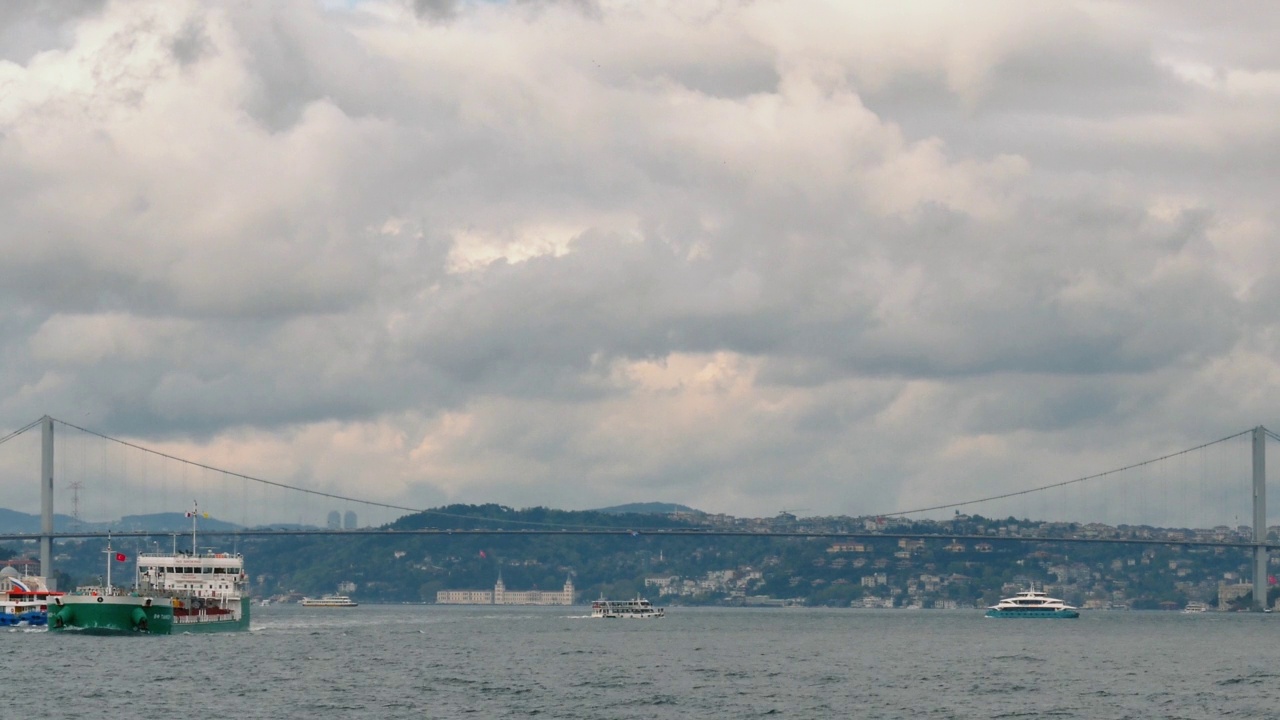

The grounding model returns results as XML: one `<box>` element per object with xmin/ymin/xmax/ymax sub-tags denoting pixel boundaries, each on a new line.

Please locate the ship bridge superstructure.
<box><xmin>136</xmin><ymin>552</ymin><xmax>247</xmax><ymax>599</ymax></box>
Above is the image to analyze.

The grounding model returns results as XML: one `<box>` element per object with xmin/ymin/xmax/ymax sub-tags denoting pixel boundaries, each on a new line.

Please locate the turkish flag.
<box><xmin>115</xmin><ymin>552</ymin><xmax>127</xmax><ymax>562</ymax></box>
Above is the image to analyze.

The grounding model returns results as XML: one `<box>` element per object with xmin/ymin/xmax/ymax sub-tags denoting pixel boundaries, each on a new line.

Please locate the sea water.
<box><xmin>7</xmin><ymin>605</ymin><xmax>1279</xmax><ymax>719</ymax></box>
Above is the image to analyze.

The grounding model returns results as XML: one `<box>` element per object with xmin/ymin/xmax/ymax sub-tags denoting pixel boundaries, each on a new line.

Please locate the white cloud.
<box><xmin>1</xmin><ymin>0</ymin><xmax>1278</xmax><ymax>525</ymax></box>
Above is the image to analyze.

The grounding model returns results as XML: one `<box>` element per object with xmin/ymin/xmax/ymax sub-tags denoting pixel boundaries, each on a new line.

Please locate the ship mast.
<box><xmin>104</xmin><ymin>534</ymin><xmax>113</xmax><ymax>590</ymax></box>
<box><xmin>188</xmin><ymin>500</ymin><xmax>202</xmax><ymax>555</ymax></box>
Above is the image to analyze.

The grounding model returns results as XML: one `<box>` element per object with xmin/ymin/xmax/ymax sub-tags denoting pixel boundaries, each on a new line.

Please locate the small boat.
<box><xmin>300</xmin><ymin>594</ymin><xmax>358</xmax><ymax>608</ymax></box>
<box><xmin>590</xmin><ymin>597</ymin><xmax>665</xmax><ymax>619</ymax></box>
<box><xmin>985</xmin><ymin>587</ymin><xmax>1079</xmax><ymax>619</ymax></box>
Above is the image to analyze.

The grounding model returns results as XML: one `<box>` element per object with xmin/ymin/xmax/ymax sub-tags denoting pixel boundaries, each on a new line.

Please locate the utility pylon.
<box><xmin>68</xmin><ymin>481</ymin><xmax>84</xmax><ymax>527</ymax></box>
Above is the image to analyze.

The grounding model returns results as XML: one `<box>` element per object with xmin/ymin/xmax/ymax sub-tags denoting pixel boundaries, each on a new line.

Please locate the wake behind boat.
<box><xmin>985</xmin><ymin>588</ymin><xmax>1079</xmax><ymax>619</ymax></box>
<box><xmin>591</xmin><ymin>597</ymin><xmax>665</xmax><ymax>619</ymax></box>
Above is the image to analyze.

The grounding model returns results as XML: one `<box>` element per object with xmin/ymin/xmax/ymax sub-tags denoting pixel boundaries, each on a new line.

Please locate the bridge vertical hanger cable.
<box><xmin>1119</xmin><ymin>454</ymin><xmax>1127</xmax><ymax>527</ymax></box>
<box><xmin>1162</xmin><ymin>448</ymin><xmax>1172</xmax><ymax>527</ymax></box>
<box><xmin>1195</xmin><ymin>443</ymin><xmax>1203</xmax><ymax>530</ymax></box>
<box><xmin>144</xmin><ymin>449</ymin><xmax>152</xmax><ymax>520</ymax></box>
<box><xmin>1177</xmin><ymin>448</ymin><xmax>1184</xmax><ymax>530</ymax></box>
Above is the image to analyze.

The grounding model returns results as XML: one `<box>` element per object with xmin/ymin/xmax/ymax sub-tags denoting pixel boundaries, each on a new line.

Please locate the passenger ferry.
<box><xmin>300</xmin><ymin>594</ymin><xmax>358</xmax><ymax>608</ymax></box>
<box><xmin>0</xmin><ymin>566</ymin><xmax>63</xmax><ymax>627</ymax></box>
<box><xmin>985</xmin><ymin>588</ymin><xmax>1079</xmax><ymax>619</ymax></box>
<box><xmin>1183</xmin><ymin>601</ymin><xmax>1210</xmax><ymax>613</ymax></box>
<box><xmin>590</xmin><ymin>597</ymin><xmax>665</xmax><ymax>619</ymax></box>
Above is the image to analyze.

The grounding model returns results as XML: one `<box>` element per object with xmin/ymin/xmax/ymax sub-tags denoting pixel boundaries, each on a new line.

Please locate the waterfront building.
<box><xmin>1218</xmin><ymin>581</ymin><xmax>1252</xmax><ymax>610</ymax></box>
<box><xmin>437</xmin><ymin>575</ymin><xmax>575</xmax><ymax>605</ymax></box>
<box><xmin>436</xmin><ymin>589</ymin><xmax>494</xmax><ymax>604</ymax></box>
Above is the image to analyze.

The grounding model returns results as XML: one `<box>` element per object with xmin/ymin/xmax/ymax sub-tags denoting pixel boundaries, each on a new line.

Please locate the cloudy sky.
<box><xmin>1</xmin><ymin>0</ymin><xmax>1279</xmax><ymax>526</ymax></box>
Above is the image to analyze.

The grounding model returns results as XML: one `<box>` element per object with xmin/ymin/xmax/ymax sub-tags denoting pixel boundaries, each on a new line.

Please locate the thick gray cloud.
<box><xmin>0</xmin><ymin>0</ymin><xmax>1278</xmax><ymax>527</ymax></box>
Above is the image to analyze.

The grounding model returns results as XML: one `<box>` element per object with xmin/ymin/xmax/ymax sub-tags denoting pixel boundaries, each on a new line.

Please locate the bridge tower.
<box><xmin>40</xmin><ymin>415</ymin><xmax>54</xmax><ymax>589</ymax></box>
<box><xmin>1254</xmin><ymin>426</ymin><xmax>1267</xmax><ymax>612</ymax></box>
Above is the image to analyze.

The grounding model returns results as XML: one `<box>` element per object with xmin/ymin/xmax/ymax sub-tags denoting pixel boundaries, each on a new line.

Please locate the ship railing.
<box><xmin>70</xmin><ymin>585</ymin><xmax>133</xmax><ymax>597</ymax></box>
<box><xmin>137</xmin><ymin>551</ymin><xmax>243</xmax><ymax>559</ymax></box>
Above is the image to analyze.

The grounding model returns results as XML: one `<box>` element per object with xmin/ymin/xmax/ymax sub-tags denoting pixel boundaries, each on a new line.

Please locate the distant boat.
<box><xmin>301</xmin><ymin>594</ymin><xmax>358</xmax><ymax>608</ymax></box>
<box><xmin>590</xmin><ymin>597</ymin><xmax>665</xmax><ymax>619</ymax></box>
<box><xmin>985</xmin><ymin>588</ymin><xmax>1079</xmax><ymax>619</ymax></box>
<box><xmin>1183</xmin><ymin>601</ymin><xmax>1209</xmax><ymax>613</ymax></box>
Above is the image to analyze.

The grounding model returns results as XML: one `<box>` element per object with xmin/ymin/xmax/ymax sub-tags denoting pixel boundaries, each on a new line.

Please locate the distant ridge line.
<box><xmin>590</xmin><ymin>502</ymin><xmax>702</xmax><ymax>515</ymax></box>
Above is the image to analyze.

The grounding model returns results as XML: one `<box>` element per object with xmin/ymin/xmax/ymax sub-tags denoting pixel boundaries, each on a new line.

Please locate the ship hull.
<box><xmin>0</xmin><ymin>610</ymin><xmax>48</xmax><ymax>626</ymax></box>
<box><xmin>48</xmin><ymin>596</ymin><xmax>250</xmax><ymax>634</ymax></box>
<box><xmin>984</xmin><ymin>608</ymin><xmax>1079</xmax><ymax>619</ymax></box>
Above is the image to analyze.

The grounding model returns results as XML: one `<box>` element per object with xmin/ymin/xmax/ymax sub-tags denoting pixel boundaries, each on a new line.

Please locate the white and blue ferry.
<box><xmin>985</xmin><ymin>588</ymin><xmax>1079</xmax><ymax>619</ymax></box>
<box><xmin>0</xmin><ymin>566</ymin><xmax>63</xmax><ymax>627</ymax></box>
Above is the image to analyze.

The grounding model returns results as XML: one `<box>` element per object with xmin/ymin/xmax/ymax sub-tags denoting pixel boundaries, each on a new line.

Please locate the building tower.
<box><xmin>562</xmin><ymin>575</ymin><xmax>575</xmax><ymax>605</ymax></box>
<box><xmin>326</xmin><ymin>511</ymin><xmax>341</xmax><ymax>529</ymax></box>
<box><xmin>344</xmin><ymin>510</ymin><xmax>357</xmax><ymax>529</ymax></box>
<box><xmin>493</xmin><ymin>573</ymin><xmax>505</xmax><ymax>605</ymax></box>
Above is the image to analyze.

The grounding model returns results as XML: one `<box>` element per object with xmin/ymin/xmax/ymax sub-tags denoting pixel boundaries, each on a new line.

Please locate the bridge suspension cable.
<box><xmin>875</xmin><ymin>428</ymin><xmax>1256</xmax><ymax>519</ymax></box>
<box><xmin>47</xmin><ymin>416</ymin><xmax>642</xmax><ymax>531</ymax></box>
<box><xmin>23</xmin><ymin>417</ymin><xmax>1272</xmax><ymax>531</ymax></box>
<box><xmin>0</xmin><ymin>418</ymin><xmax>41</xmax><ymax>448</ymax></box>
<box><xmin>51</xmin><ymin>417</ymin><xmax>423</xmax><ymax>516</ymax></box>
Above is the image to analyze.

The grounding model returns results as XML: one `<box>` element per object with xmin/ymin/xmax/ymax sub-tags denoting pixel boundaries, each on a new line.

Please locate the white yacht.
<box><xmin>985</xmin><ymin>588</ymin><xmax>1079</xmax><ymax>619</ymax></box>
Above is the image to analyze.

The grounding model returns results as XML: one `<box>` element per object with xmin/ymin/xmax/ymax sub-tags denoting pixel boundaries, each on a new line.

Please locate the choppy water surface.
<box><xmin>7</xmin><ymin>605</ymin><xmax>1280</xmax><ymax>718</ymax></box>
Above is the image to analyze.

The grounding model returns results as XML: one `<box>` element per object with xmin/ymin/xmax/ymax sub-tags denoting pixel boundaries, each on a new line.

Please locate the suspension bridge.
<box><xmin>1</xmin><ymin>415</ymin><xmax>1278</xmax><ymax>609</ymax></box>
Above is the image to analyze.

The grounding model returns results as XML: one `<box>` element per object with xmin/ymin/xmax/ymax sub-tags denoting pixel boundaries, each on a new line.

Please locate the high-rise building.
<box><xmin>326</xmin><ymin>511</ymin><xmax>341</xmax><ymax>530</ymax></box>
<box><xmin>343</xmin><ymin>510</ymin><xmax>357</xmax><ymax>529</ymax></box>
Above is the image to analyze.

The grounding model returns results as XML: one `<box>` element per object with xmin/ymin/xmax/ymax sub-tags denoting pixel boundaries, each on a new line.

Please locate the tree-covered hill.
<box><xmin>23</xmin><ymin>505</ymin><xmax>1270</xmax><ymax>610</ymax></box>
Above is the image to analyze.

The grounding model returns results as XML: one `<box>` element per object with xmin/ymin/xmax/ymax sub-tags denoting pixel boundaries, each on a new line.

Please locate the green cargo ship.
<box><xmin>49</xmin><ymin>586</ymin><xmax>251</xmax><ymax>634</ymax></box>
<box><xmin>49</xmin><ymin>504</ymin><xmax>251</xmax><ymax>634</ymax></box>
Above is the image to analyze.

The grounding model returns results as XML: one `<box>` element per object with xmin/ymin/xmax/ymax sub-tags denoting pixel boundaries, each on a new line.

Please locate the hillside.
<box><xmin>591</xmin><ymin>502</ymin><xmax>702</xmax><ymax>515</ymax></box>
<box><xmin>0</xmin><ymin>507</ymin><xmax>243</xmax><ymax>534</ymax></box>
<box><xmin>10</xmin><ymin>504</ymin><xmax>1268</xmax><ymax>611</ymax></box>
